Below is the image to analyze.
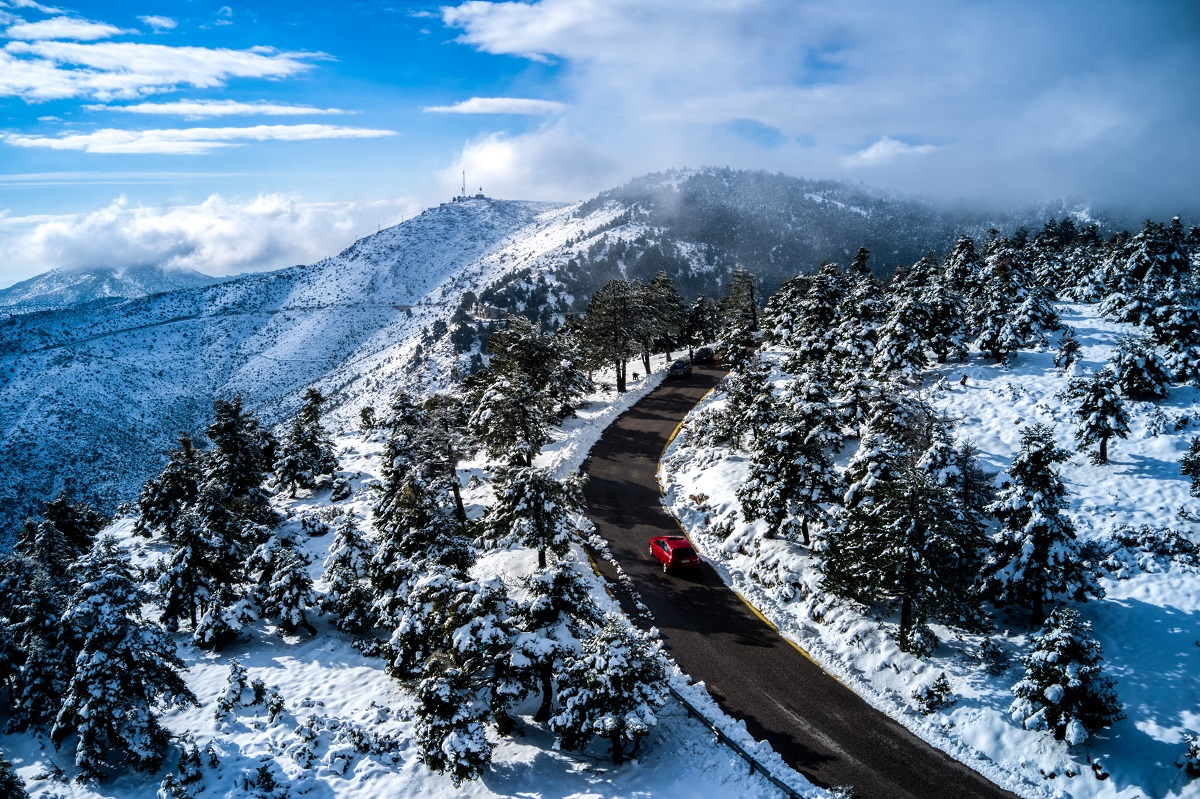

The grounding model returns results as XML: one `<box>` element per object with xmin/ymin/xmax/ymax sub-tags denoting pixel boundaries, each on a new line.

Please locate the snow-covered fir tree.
<box><xmin>202</xmin><ymin>393</ymin><xmax>278</xmax><ymax>525</ymax></box>
<box><xmin>550</xmin><ymin>617</ymin><xmax>668</xmax><ymax>764</ymax></box>
<box><xmin>0</xmin><ymin>561</ymin><xmax>75</xmax><ymax>732</ymax></box>
<box><xmin>1109</xmin><ymin>336</ymin><xmax>1170</xmax><ymax>400</ymax></box>
<box><xmin>1066</xmin><ymin>368</ymin><xmax>1130</xmax><ymax>464</ymax></box>
<box><xmin>320</xmin><ymin>514</ymin><xmax>375</xmax><ymax>635</ymax></box>
<box><xmin>738</xmin><ymin>375</ymin><xmax>843</xmax><ymax>545</ymax></box>
<box><xmin>250</xmin><ymin>534</ymin><xmax>318</xmax><ymax>636</ymax></box>
<box><xmin>484</xmin><ymin>466</ymin><xmax>586</xmax><ymax>568</ymax></box>
<box><xmin>468</xmin><ymin>375</ymin><xmax>554</xmax><ymax>467</ymax></box>
<box><xmin>984</xmin><ymin>424</ymin><xmax>1102</xmax><ymax>625</ymax></box>
<box><xmin>52</xmin><ymin>537</ymin><xmax>198</xmax><ymax>781</ymax></box>
<box><xmin>0</xmin><ymin>752</ymin><xmax>28</xmax><ymax>799</ymax></box>
<box><xmin>1054</xmin><ymin>327</ymin><xmax>1081</xmax><ymax>370</ymax></box>
<box><xmin>514</xmin><ymin>560</ymin><xmax>606</xmax><ymax>722</ymax></box>
<box><xmin>1181</xmin><ymin>437</ymin><xmax>1200</xmax><ymax>497</ymax></box>
<box><xmin>1009</xmin><ymin>606</ymin><xmax>1123</xmax><ymax>744</ymax></box>
<box><xmin>274</xmin><ymin>388</ymin><xmax>339</xmax><ymax>498</ymax></box>
<box><xmin>823</xmin><ymin>457</ymin><xmax>988</xmax><ymax>654</ymax></box>
<box><xmin>134</xmin><ymin>432</ymin><xmax>201</xmax><ymax>540</ymax></box>
<box><xmin>413</xmin><ymin>654</ymin><xmax>492</xmax><ymax>786</ymax></box>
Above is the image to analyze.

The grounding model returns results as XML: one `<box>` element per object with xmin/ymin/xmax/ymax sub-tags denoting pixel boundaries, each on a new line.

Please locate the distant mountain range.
<box><xmin>0</xmin><ymin>169</ymin><xmax>1108</xmax><ymax>541</ymax></box>
<box><xmin>0</xmin><ymin>264</ymin><xmax>224</xmax><ymax>316</ymax></box>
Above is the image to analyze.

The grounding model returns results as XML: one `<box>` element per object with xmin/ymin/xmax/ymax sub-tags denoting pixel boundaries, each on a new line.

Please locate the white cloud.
<box><xmin>4</xmin><ymin>16</ymin><xmax>129</xmax><ymax>41</ymax></box>
<box><xmin>436</xmin><ymin>0</ymin><xmax>1200</xmax><ymax>214</ymax></box>
<box><xmin>138</xmin><ymin>15</ymin><xmax>177</xmax><ymax>33</ymax></box>
<box><xmin>0</xmin><ymin>194</ymin><xmax>422</xmax><ymax>282</ymax></box>
<box><xmin>4</xmin><ymin>124</ymin><xmax>397</xmax><ymax>154</ymax></box>
<box><xmin>87</xmin><ymin>99</ymin><xmax>349</xmax><ymax>119</ymax></box>
<box><xmin>423</xmin><ymin>96</ymin><xmax>567</xmax><ymax>115</ymax></box>
<box><xmin>4</xmin><ymin>15</ymin><xmax>127</xmax><ymax>40</ymax></box>
<box><xmin>0</xmin><ymin>40</ymin><xmax>327</xmax><ymax>101</ymax></box>
<box><xmin>842</xmin><ymin>136</ymin><xmax>936</xmax><ymax>168</ymax></box>
<box><xmin>439</xmin><ymin>125</ymin><xmax>620</xmax><ymax>202</ymax></box>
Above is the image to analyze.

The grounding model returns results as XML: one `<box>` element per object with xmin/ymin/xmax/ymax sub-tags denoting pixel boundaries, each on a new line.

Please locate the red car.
<box><xmin>649</xmin><ymin>535</ymin><xmax>701</xmax><ymax>573</ymax></box>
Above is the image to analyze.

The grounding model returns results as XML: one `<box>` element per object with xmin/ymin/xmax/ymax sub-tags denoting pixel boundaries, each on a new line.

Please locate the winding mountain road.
<box><xmin>580</xmin><ymin>363</ymin><xmax>1019</xmax><ymax>799</ymax></box>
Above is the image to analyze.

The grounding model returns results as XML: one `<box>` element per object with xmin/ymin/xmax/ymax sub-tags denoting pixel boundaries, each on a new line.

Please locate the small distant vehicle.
<box><xmin>692</xmin><ymin>346</ymin><xmax>714</xmax><ymax>363</ymax></box>
<box><xmin>667</xmin><ymin>359</ymin><xmax>693</xmax><ymax>377</ymax></box>
<box><xmin>649</xmin><ymin>535</ymin><xmax>701</xmax><ymax>573</ymax></box>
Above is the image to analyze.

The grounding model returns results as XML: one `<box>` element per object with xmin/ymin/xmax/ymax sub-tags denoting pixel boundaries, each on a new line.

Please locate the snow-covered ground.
<box><xmin>2</xmin><ymin>354</ymin><xmax>828</xmax><ymax>799</ymax></box>
<box><xmin>660</xmin><ymin>303</ymin><xmax>1200</xmax><ymax>799</ymax></box>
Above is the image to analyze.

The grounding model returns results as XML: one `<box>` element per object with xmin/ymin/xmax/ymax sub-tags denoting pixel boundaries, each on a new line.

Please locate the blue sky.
<box><xmin>0</xmin><ymin>0</ymin><xmax>1197</xmax><ymax>286</ymax></box>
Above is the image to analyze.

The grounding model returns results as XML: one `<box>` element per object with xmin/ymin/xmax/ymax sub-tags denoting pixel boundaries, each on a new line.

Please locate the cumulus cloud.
<box><xmin>439</xmin><ymin>125</ymin><xmax>620</xmax><ymax>202</ymax></box>
<box><xmin>423</xmin><ymin>96</ymin><xmax>567</xmax><ymax>115</ymax></box>
<box><xmin>438</xmin><ymin>0</ymin><xmax>1200</xmax><ymax>215</ymax></box>
<box><xmin>4</xmin><ymin>123</ymin><xmax>397</xmax><ymax>154</ymax></box>
<box><xmin>842</xmin><ymin>136</ymin><xmax>936</xmax><ymax>168</ymax></box>
<box><xmin>0</xmin><ymin>40</ymin><xmax>327</xmax><ymax>101</ymax></box>
<box><xmin>87</xmin><ymin>99</ymin><xmax>349</xmax><ymax>118</ymax></box>
<box><xmin>0</xmin><ymin>194</ymin><xmax>422</xmax><ymax>282</ymax></box>
<box><xmin>4</xmin><ymin>16</ymin><xmax>129</xmax><ymax>40</ymax></box>
<box><xmin>138</xmin><ymin>15</ymin><xmax>176</xmax><ymax>32</ymax></box>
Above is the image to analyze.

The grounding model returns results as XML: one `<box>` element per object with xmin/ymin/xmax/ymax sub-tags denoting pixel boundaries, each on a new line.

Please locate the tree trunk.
<box><xmin>615</xmin><ymin>359</ymin><xmax>626</xmax><ymax>392</ymax></box>
<box><xmin>609</xmin><ymin>732</ymin><xmax>625</xmax><ymax>764</ymax></box>
<box><xmin>1031</xmin><ymin>592</ymin><xmax>1045</xmax><ymax>627</ymax></box>
<box><xmin>537</xmin><ymin>545</ymin><xmax>547</xmax><ymax>569</ymax></box>
<box><xmin>642</xmin><ymin>348</ymin><xmax>652</xmax><ymax>375</ymax></box>
<box><xmin>800</xmin><ymin>516</ymin><xmax>810</xmax><ymax>546</ymax></box>
<box><xmin>534</xmin><ymin>665</ymin><xmax>554</xmax><ymax>722</ymax></box>
<box><xmin>1098</xmin><ymin>436</ymin><xmax>1109</xmax><ymax>464</ymax></box>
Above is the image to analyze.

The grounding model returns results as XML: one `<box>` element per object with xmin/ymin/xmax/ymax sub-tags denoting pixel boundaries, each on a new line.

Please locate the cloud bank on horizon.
<box><xmin>0</xmin><ymin>0</ymin><xmax>1196</xmax><ymax>285</ymax></box>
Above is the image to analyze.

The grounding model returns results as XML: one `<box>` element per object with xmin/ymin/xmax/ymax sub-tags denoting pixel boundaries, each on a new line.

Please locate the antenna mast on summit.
<box><xmin>461</xmin><ymin>170</ymin><xmax>466</xmax><ymax>199</ymax></box>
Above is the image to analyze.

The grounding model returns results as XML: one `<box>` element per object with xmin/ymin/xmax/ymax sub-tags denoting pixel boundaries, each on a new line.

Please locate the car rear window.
<box><xmin>674</xmin><ymin>546</ymin><xmax>696</xmax><ymax>558</ymax></box>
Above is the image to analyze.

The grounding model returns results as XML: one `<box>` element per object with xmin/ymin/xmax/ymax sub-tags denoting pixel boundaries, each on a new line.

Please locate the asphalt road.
<box><xmin>581</xmin><ymin>363</ymin><xmax>1020</xmax><ymax>799</ymax></box>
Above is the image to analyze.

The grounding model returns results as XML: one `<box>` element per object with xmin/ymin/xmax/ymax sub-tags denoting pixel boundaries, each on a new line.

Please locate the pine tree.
<box><xmin>413</xmin><ymin>654</ymin><xmax>492</xmax><ymax>786</ymax></box>
<box><xmin>251</xmin><ymin>535</ymin><xmax>318</xmax><ymax>636</ymax></box>
<box><xmin>720</xmin><ymin>268</ymin><xmax>760</xmax><ymax>332</ymax></box>
<box><xmin>274</xmin><ymin>388</ymin><xmax>339</xmax><ymax>498</ymax></box>
<box><xmin>514</xmin><ymin>561</ymin><xmax>605</xmax><ymax>722</ymax></box>
<box><xmin>762</xmin><ymin>273</ymin><xmax>812</xmax><ymax>348</ymax></box>
<box><xmin>202</xmin><ymin>394</ymin><xmax>277</xmax><ymax>524</ymax></box>
<box><xmin>1054</xmin><ymin>327</ymin><xmax>1081</xmax><ymax>370</ymax></box>
<box><xmin>1066</xmin><ymin>369</ymin><xmax>1130</xmax><ymax>464</ymax></box>
<box><xmin>1181</xmin><ymin>437</ymin><xmax>1200</xmax><ymax>497</ymax></box>
<box><xmin>551</xmin><ymin>617</ymin><xmax>668</xmax><ymax>764</ymax></box>
<box><xmin>371</xmin><ymin>472</ymin><xmax>473</xmax><ymax>627</ymax></box>
<box><xmin>0</xmin><ymin>752</ymin><xmax>28</xmax><ymax>799</ymax></box>
<box><xmin>321</xmin><ymin>514</ymin><xmax>375</xmax><ymax>635</ymax></box>
<box><xmin>1109</xmin><ymin>336</ymin><xmax>1170</xmax><ymax>400</ymax></box>
<box><xmin>871</xmin><ymin>293</ymin><xmax>932</xmax><ymax>379</ymax></box>
<box><xmin>485</xmin><ymin>315</ymin><xmax>590</xmax><ymax>422</ymax></box>
<box><xmin>484</xmin><ymin>467</ymin><xmax>586</xmax><ymax>568</ymax></box>
<box><xmin>3</xmin><ymin>562</ymin><xmax>75</xmax><ymax>732</ymax></box>
<box><xmin>37</xmin><ymin>491</ymin><xmax>107</xmax><ymax>557</ymax></box>
<box><xmin>644</xmin><ymin>271</ymin><xmax>689</xmax><ymax>365</ymax></box>
<box><xmin>1009</xmin><ymin>607</ymin><xmax>1123</xmax><ymax>744</ymax></box>
<box><xmin>468</xmin><ymin>375</ymin><xmax>554</xmax><ymax>467</ymax></box>
<box><xmin>52</xmin><ymin>537</ymin><xmax>198</xmax><ymax>781</ymax></box>
<box><xmin>738</xmin><ymin>376</ymin><xmax>842</xmax><ymax>545</ymax></box>
<box><xmin>984</xmin><ymin>424</ymin><xmax>1102</xmax><ymax>625</ymax></box>
<box><xmin>134</xmin><ymin>432</ymin><xmax>201</xmax><ymax>540</ymax></box>
<box><xmin>580</xmin><ymin>278</ymin><xmax>651</xmax><ymax>392</ymax></box>
<box><xmin>822</xmin><ymin>460</ymin><xmax>988</xmax><ymax>654</ymax></box>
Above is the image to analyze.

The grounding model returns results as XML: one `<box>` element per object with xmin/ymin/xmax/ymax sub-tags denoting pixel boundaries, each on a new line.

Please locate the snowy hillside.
<box><xmin>0</xmin><ymin>170</ymin><xmax>1009</xmax><ymax>542</ymax></box>
<box><xmin>0</xmin><ymin>264</ymin><xmax>223</xmax><ymax>316</ymax></box>
<box><xmin>657</xmin><ymin>235</ymin><xmax>1200</xmax><ymax>796</ymax></box>
<box><xmin>0</xmin><ymin>368</ymin><xmax>827</xmax><ymax>799</ymax></box>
